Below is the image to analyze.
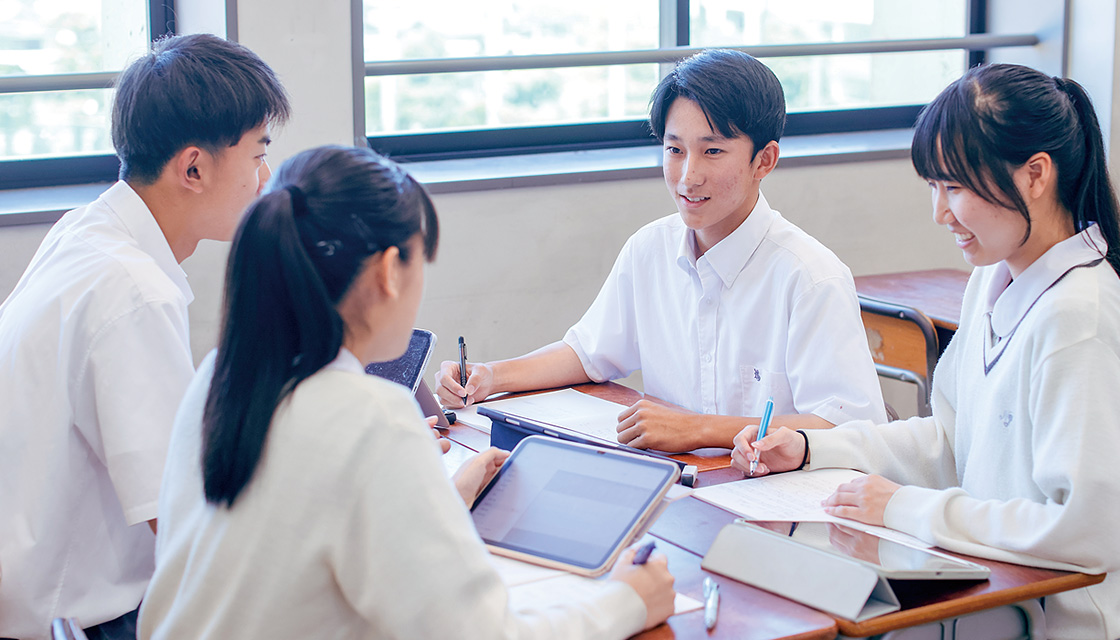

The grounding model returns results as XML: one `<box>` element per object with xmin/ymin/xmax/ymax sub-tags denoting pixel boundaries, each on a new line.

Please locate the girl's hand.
<box><xmin>730</xmin><ymin>426</ymin><xmax>805</xmax><ymax>477</ymax></box>
<box><xmin>609</xmin><ymin>545</ymin><xmax>676</xmax><ymax>631</ymax></box>
<box><xmin>451</xmin><ymin>447</ymin><xmax>509</xmax><ymax>507</ymax></box>
<box><xmin>821</xmin><ymin>474</ymin><xmax>901</xmax><ymax>526</ymax></box>
<box><xmin>427</xmin><ymin>416</ymin><xmax>451</xmax><ymax>454</ymax></box>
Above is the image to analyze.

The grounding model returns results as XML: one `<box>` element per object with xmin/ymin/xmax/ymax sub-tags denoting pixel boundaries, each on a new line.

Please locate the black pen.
<box><xmin>458</xmin><ymin>336</ymin><xmax>468</xmax><ymax>404</ymax></box>
<box><xmin>632</xmin><ymin>540</ymin><xmax>656</xmax><ymax>565</ymax></box>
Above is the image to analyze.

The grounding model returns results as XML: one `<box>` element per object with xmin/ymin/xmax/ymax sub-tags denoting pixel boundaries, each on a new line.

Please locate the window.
<box><xmin>0</xmin><ymin>0</ymin><xmax>172</xmax><ymax>188</ymax></box>
<box><xmin>363</xmin><ymin>0</ymin><xmax>1009</xmax><ymax>160</ymax></box>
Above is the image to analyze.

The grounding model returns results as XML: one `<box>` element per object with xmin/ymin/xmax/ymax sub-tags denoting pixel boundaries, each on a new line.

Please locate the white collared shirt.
<box><xmin>0</xmin><ymin>182</ymin><xmax>195</xmax><ymax>638</ymax></box>
<box><xmin>140</xmin><ymin>349</ymin><xmax>646</xmax><ymax>639</ymax></box>
<box><xmin>564</xmin><ymin>192</ymin><xmax>885</xmax><ymax>425</ymax></box>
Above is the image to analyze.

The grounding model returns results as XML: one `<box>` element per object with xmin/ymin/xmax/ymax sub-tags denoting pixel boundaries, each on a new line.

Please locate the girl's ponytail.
<box><xmin>202</xmin><ymin>145</ymin><xmax>438</xmax><ymax>507</ymax></box>
<box><xmin>202</xmin><ymin>186</ymin><xmax>343</xmax><ymax>506</ymax></box>
<box><xmin>1054</xmin><ymin>77</ymin><xmax>1120</xmax><ymax>275</ymax></box>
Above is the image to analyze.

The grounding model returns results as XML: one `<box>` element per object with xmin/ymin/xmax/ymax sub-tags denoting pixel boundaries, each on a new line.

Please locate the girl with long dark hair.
<box><xmin>139</xmin><ymin>145</ymin><xmax>675</xmax><ymax>639</ymax></box>
<box><xmin>735</xmin><ymin>64</ymin><xmax>1120</xmax><ymax>638</ymax></box>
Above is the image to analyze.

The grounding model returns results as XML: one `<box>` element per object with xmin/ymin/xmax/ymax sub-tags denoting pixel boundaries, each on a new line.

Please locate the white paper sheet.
<box><xmin>455</xmin><ymin>389</ymin><xmax>626</xmax><ymax>443</ymax></box>
<box><xmin>693</xmin><ymin>469</ymin><xmax>931</xmax><ymax>548</ymax></box>
<box><xmin>505</xmin><ymin>568</ymin><xmax>702</xmax><ymax>617</ymax></box>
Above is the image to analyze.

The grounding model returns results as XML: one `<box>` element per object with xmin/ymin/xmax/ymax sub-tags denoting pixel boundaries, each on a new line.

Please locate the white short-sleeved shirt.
<box><xmin>0</xmin><ymin>182</ymin><xmax>195</xmax><ymax>639</ymax></box>
<box><xmin>564</xmin><ymin>192</ymin><xmax>885</xmax><ymax>425</ymax></box>
<box><xmin>139</xmin><ymin>350</ymin><xmax>646</xmax><ymax>640</ymax></box>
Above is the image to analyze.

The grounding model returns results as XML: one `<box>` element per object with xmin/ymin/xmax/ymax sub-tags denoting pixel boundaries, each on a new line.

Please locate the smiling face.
<box><xmin>662</xmin><ymin>97</ymin><xmax>777</xmax><ymax>255</ymax></box>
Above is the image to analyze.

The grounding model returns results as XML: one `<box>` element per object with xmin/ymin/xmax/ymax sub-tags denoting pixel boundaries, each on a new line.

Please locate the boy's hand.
<box><xmin>616</xmin><ymin>399</ymin><xmax>702</xmax><ymax>452</ymax></box>
<box><xmin>435</xmin><ymin>360</ymin><xmax>495</xmax><ymax>408</ymax></box>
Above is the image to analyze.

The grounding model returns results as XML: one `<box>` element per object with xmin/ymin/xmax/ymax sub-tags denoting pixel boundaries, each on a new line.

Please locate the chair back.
<box><xmin>859</xmin><ymin>295</ymin><xmax>939</xmax><ymax>417</ymax></box>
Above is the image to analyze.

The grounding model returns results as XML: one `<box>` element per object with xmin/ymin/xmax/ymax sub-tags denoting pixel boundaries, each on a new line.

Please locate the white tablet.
<box><xmin>471</xmin><ymin>436</ymin><xmax>681</xmax><ymax>576</ymax></box>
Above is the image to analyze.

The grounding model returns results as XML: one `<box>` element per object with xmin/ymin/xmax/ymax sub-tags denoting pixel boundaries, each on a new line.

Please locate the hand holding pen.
<box><xmin>434</xmin><ymin>339</ymin><xmax>496</xmax><ymax>408</ymax></box>
<box><xmin>749</xmin><ymin>396</ymin><xmax>774</xmax><ymax>476</ymax></box>
<box><xmin>458</xmin><ymin>336</ymin><xmax>468</xmax><ymax>404</ymax></box>
<box><xmin>609</xmin><ymin>541</ymin><xmax>675</xmax><ymax>632</ymax></box>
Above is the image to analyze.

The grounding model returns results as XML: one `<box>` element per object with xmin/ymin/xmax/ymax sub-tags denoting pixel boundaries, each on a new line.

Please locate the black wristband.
<box><xmin>795</xmin><ymin>429</ymin><xmax>810</xmax><ymax>470</ymax></box>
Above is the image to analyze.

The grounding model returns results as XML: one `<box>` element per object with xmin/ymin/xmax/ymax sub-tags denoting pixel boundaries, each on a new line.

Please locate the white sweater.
<box><xmin>139</xmin><ymin>350</ymin><xmax>646</xmax><ymax>639</ymax></box>
<box><xmin>807</xmin><ymin>226</ymin><xmax>1120</xmax><ymax>640</ymax></box>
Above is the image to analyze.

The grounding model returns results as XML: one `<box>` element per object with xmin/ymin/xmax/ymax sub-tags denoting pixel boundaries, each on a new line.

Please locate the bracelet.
<box><xmin>795</xmin><ymin>429</ymin><xmax>810</xmax><ymax>470</ymax></box>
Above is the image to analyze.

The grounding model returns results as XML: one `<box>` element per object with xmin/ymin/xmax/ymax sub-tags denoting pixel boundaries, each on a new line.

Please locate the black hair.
<box><xmin>912</xmin><ymin>63</ymin><xmax>1120</xmax><ymax>275</ymax></box>
<box><xmin>111</xmin><ymin>33</ymin><xmax>291</xmax><ymax>184</ymax></box>
<box><xmin>649</xmin><ymin>49</ymin><xmax>786</xmax><ymax>157</ymax></box>
<box><xmin>202</xmin><ymin>145</ymin><xmax>439</xmax><ymax>507</ymax></box>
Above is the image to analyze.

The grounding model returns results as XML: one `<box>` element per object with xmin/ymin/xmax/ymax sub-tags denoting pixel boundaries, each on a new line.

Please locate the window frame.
<box><xmin>365</xmin><ymin>0</ymin><xmax>995</xmax><ymax>161</ymax></box>
<box><xmin>0</xmin><ymin>0</ymin><xmax>175</xmax><ymax>190</ymax></box>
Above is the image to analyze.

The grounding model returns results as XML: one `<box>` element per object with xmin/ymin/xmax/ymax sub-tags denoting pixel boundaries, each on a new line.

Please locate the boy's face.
<box><xmin>662</xmin><ymin>97</ymin><xmax>771</xmax><ymax>255</ymax></box>
<box><xmin>201</xmin><ymin>123</ymin><xmax>273</xmax><ymax>242</ymax></box>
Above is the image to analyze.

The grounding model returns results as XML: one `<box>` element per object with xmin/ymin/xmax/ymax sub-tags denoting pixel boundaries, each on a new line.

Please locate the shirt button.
<box><xmin>704</xmin><ymin>354</ymin><xmax>713</xmax><ymax>363</ymax></box>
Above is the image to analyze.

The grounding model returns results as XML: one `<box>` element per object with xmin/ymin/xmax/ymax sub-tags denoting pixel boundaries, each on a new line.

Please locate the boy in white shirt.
<box><xmin>437</xmin><ymin>49</ymin><xmax>884</xmax><ymax>453</ymax></box>
<box><xmin>0</xmin><ymin>34</ymin><xmax>289</xmax><ymax>640</ymax></box>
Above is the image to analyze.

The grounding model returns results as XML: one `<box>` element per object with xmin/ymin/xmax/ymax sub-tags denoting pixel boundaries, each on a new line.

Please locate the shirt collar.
<box><xmin>102</xmin><ymin>181</ymin><xmax>193</xmax><ymax>304</ymax></box>
<box><xmin>324</xmin><ymin>347</ymin><xmax>366</xmax><ymax>375</ymax></box>
<box><xmin>987</xmin><ymin>224</ymin><xmax>1108</xmax><ymax>337</ymax></box>
<box><xmin>675</xmin><ymin>191</ymin><xmax>777</xmax><ymax>288</ymax></box>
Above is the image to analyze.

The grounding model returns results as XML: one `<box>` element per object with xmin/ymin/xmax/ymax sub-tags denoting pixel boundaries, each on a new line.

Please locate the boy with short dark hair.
<box><xmin>437</xmin><ymin>49</ymin><xmax>884</xmax><ymax>452</ymax></box>
<box><xmin>0</xmin><ymin>33</ymin><xmax>289</xmax><ymax>639</ymax></box>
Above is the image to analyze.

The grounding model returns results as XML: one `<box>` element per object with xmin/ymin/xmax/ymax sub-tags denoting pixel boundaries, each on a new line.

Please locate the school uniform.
<box><xmin>0</xmin><ymin>182</ymin><xmax>194</xmax><ymax>639</ymax></box>
<box><xmin>139</xmin><ymin>349</ymin><xmax>647</xmax><ymax>640</ymax></box>
<box><xmin>806</xmin><ymin>225</ymin><xmax>1120</xmax><ymax>639</ymax></box>
<box><xmin>564</xmin><ymin>192</ymin><xmax>886</xmax><ymax>425</ymax></box>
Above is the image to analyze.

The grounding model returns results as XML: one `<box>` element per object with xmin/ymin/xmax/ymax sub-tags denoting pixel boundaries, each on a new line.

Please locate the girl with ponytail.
<box><xmin>735</xmin><ymin>64</ymin><xmax>1120</xmax><ymax>638</ymax></box>
<box><xmin>139</xmin><ymin>146</ymin><xmax>675</xmax><ymax>639</ymax></box>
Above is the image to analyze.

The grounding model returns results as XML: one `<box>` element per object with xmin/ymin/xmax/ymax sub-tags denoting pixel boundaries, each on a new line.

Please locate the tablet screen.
<box><xmin>471</xmin><ymin>437</ymin><xmax>678</xmax><ymax>572</ymax></box>
<box><xmin>748</xmin><ymin>520</ymin><xmax>989</xmax><ymax>579</ymax></box>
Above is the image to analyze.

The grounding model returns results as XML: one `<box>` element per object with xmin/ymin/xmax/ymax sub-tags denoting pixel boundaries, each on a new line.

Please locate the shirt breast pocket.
<box><xmin>740</xmin><ymin>365</ymin><xmax>794</xmax><ymax>417</ymax></box>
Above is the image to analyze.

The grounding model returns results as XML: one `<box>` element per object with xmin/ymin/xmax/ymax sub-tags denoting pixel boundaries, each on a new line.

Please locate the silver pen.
<box><xmin>703</xmin><ymin>576</ymin><xmax>720</xmax><ymax>630</ymax></box>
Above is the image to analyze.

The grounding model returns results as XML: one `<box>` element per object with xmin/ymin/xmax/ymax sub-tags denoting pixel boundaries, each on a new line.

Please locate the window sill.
<box><xmin>0</xmin><ymin>129</ymin><xmax>912</xmax><ymax>227</ymax></box>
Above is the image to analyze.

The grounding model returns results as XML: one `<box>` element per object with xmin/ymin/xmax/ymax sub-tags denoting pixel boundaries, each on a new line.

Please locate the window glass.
<box><xmin>691</xmin><ymin>0</ymin><xmax>969</xmax><ymax>112</ymax></box>
<box><xmin>364</xmin><ymin>0</ymin><xmax>971</xmax><ymax>140</ymax></box>
<box><xmin>364</xmin><ymin>0</ymin><xmax>658</xmax><ymax>135</ymax></box>
<box><xmin>0</xmin><ymin>0</ymin><xmax>150</xmax><ymax>160</ymax></box>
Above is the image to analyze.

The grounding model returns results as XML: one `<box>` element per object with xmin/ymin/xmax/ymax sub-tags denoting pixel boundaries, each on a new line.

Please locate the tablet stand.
<box><xmin>701</xmin><ymin>520</ymin><xmax>901</xmax><ymax>622</ymax></box>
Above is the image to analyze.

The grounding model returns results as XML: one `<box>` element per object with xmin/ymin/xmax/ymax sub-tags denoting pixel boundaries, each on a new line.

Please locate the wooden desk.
<box><xmin>854</xmin><ymin>269</ymin><xmax>970</xmax><ymax>332</ymax></box>
<box><xmin>444</xmin><ymin>381</ymin><xmax>735</xmax><ymax>473</ymax></box>
<box><xmin>443</xmin><ymin>413</ymin><xmax>837</xmax><ymax>640</ymax></box>
<box><xmin>649</xmin><ymin>475</ymin><xmax>1105</xmax><ymax>639</ymax></box>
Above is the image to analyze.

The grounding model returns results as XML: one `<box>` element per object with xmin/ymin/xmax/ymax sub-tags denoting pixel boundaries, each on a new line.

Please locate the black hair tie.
<box><xmin>286</xmin><ymin>185</ymin><xmax>309</xmax><ymax>217</ymax></box>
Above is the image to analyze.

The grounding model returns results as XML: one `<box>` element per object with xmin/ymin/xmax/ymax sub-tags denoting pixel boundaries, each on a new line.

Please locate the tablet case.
<box><xmin>702</xmin><ymin>520</ymin><xmax>902</xmax><ymax>622</ymax></box>
<box><xmin>366</xmin><ymin>328</ymin><xmax>449</xmax><ymax>429</ymax></box>
<box><xmin>480</xmin><ymin>405</ymin><xmax>697</xmax><ymax>486</ymax></box>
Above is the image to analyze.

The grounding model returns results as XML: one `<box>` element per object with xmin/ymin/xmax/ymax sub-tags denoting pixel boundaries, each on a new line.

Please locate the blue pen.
<box><xmin>749</xmin><ymin>396</ymin><xmax>774</xmax><ymax>477</ymax></box>
<box><xmin>632</xmin><ymin>540</ymin><xmax>656</xmax><ymax>565</ymax></box>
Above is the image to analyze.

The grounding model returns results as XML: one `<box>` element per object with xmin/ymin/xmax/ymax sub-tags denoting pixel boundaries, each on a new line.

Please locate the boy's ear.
<box><xmin>171</xmin><ymin>146</ymin><xmax>206</xmax><ymax>194</ymax></box>
<box><xmin>752</xmin><ymin>140</ymin><xmax>780</xmax><ymax>180</ymax></box>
